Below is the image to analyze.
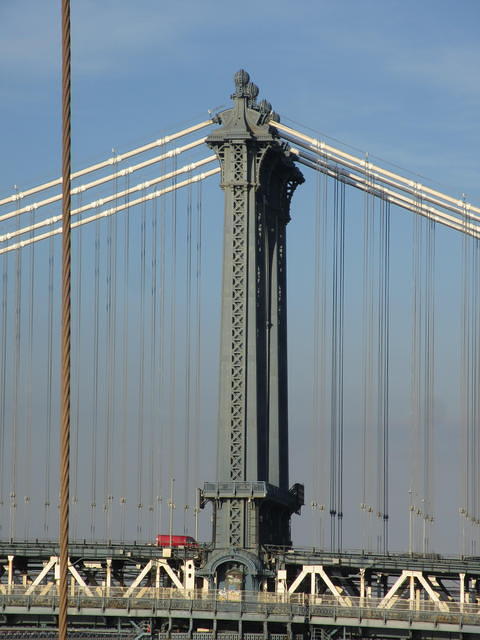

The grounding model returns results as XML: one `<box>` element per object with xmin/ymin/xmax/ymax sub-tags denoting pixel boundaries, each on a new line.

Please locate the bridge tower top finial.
<box><xmin>232</xmin><ymin>69</ymin><xmax>259</xmax><ymax>108</ymax></box>
<box><xmin>233</xmin><ymin>69</ymin><xmax>250</xmax><ymax>95</ymax></box>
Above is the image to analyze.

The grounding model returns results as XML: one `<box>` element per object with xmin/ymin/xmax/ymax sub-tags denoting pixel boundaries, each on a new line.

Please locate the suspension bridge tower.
<box><xmin>200</xmin><ymin>71</ymin><xmax>304</xmax><ymax>590</ymax></box>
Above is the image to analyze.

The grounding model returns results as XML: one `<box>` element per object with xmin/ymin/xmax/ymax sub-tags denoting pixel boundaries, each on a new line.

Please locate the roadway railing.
<box><xmin>1</xmin><ymin>585</ymin><xmax>480</xmax><ymax>629</ymax></box>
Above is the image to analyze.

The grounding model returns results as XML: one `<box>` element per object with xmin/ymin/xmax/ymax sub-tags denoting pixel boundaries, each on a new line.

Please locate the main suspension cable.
<box><xmin>0</xmin><ymin>168</ymin><xmax>220</xmax><ymax>256</ymax></box>
<box><xmin>0</xmin><ymin>121</ymin><xmax>213</xmax><ymax>208</ymax></box>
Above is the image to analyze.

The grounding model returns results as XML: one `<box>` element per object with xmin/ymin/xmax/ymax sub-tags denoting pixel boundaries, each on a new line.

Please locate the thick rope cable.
<box><xmin>59</xmin><ymin>0</ymin><xmax>71</xmax><ymax>635</ymax></box>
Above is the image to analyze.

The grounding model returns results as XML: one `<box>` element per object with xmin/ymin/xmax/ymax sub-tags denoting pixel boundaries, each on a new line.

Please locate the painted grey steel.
<box><xmin>202</xmin><ymin>70</ymin><xmax>304</xmax><ymax>550</ymax></box>
<box><xmin>4</xmin><ymin>539</ymin><xmax>480</xmax><ymax>575</ymax></box>
<box><xmin>3</xmin><ymin>592</ymin><xmax>480</xmax><ymax>638</ymax></box>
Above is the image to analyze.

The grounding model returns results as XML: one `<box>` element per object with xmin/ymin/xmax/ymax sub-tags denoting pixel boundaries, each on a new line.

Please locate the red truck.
<box><xmin>155</xmin><ymin>534</ymin><xmax>198</xmax><ymax>548</ymax></box>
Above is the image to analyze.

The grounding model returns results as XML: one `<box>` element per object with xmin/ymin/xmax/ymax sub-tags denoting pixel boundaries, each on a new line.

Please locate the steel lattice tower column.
<box><xmin>202</xmin><ymin>71</ymin><xmax>304</xmax><ymax>559</ymax></box>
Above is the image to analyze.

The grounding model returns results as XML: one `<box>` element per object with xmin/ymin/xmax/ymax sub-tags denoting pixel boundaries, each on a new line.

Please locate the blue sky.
<box><xmin>1</xmin><ymin>0</ymin><xmax>479</xmax><ymax>199</ymax></box>
<box><xmin>1</xmin><ymin>0</ymin><xmax>479</xmax><ymax>552</ymax></box>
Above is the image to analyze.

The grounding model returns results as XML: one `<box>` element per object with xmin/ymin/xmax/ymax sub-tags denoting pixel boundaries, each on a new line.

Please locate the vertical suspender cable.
<box><xmin>411</xmin><ymin>209</ymin><xmax>423</xmax><ymax>551</ymax></box>
<box><xmin>460</xmin><ymin>219</ymin><xmax>469</xmax><ymax>552</ymax></box>
<box><xmin>0</xmin><ymin>240</ymin><xmax>7</xmax><ymax>531</ymax></box>
<box><xmin>470</xmin><ymin>236</ymin><xmax>478</xmax><ymax>551</ymax></box>
<box><xmin>320</xmin><ymin>170</ymin><xmax>329</xmax><ymax>549</ymax></box>
<box><xmin>59</xmin><ymin>0</ymin><xmax>71</xmax><ymax>635</ymax></box>
<box><xmin>0</xmin><ymin>240</ymin><xmax>9</xmax><ymax>522</ymax></box>
<box><xmin>337</xmin><ymin>180</ymin><xmax>345</xmax><ymax>552</ymax></box>
<box><xmin>137</xmin><ymin>193</ymin><xmax>147</xmax><ymax>538</ymax></box>
<box><xmin>184</xmin><ymin>178</ymin><xmax>193</xmax><ymax>533</ymax></box>
<box><xmin>120</xmin><ymin>175</ymin><xmax>131</xmax><ymax>542</ymax></box>
<box><xmin>25</xmin><ymin>206</ymin><xmax>36</xmax><ymax>539</ymax></box>
<box><xmin>330</xmin><ymin>176</ymin><xmax>345</xmax><ymax>551</ymax></box>
<box><xmin>312</xmin><ymin>164</ymin><xmax>330</xmax><ymax>547</ymax></box>
<box><xmin>410</xmin><ymin>213</ymin><xmax>418</xmax><ymax>552</ymax></box>
<box><xmin>11</xmin><ymin>193</ymin><xmax>22</xmax><ymax>540</ymax></box>
<box><xmin>91</xmin><ymin>217</ymin><xmax>100</xmax><ymax>539</ymax></box>
<box><xmin>424</xmin><ymin>217</ymin><xmax>435</xmax><ymax>551</ymax></box>
<box><xmin>319</xmin><ymin>170</ymin><xmax>329</xmax><ymax>549</ymax></box>
<box><xmin>149</xmin><ymin>195</ymin><xmax>158</xmax><ymax>536</ymax></box>
<box><xmin>467</xmin><ymin>238</ymin><xmax>472</xmax><ymax>550</ymax></box>
<box><xmin>169</xmin><ymin>155</ymin><xmax>178</xmax><ymax>497</ymax></box>
<box><xmin>104</xmin><ymin>157</ymin><xmax>118</xmax><ymax>539</ymax></box>
<box><xmin>45</xmin><ymin>232</ymin><xmax>55</xmax><ymax>536</ymax></box>
<box><xmin>73</xmin><ymin>192</ymin><xmax>83</xmax><ymax>540</ymax></box>
<box><xmin>193</xmin><ymin>181</ymin><xmax>203</xmax><ymax>539</ymax></box>
<box><xmin>475</xmin><ymin>239</ymin><xmax>479</xmax><ymax>551</ymax></box>
<box><xmin>466</xmin><ymin>232</ymin><xmax>475</xmax><ymax>551</ymax></box>
<box><xmin>329</xmin><ymin>177</ymin><xmax>338</xmax><ymax>550</ymax></box>
<box><xmin>377</xmin><ymin>199</ymin><xmax>383</xmax><ymax>552</ymax></box>
<box><xmin>380</xmin><ymin>198</ymin><xmax>390</xmax><ymax>552</ymax></box>
<box><xmin>361</xmin><ymin>178</ymin><xmax>369</xmax><ymax>545</ymax></box>
<box><xmin>158</xmin><ymin>191</ymin><xmax>166</xmax><ymax>534</ymax></box>
<box><xmin>361</xmin><ymin>169</ymin><xmax>375</xmax><ymax>549</ymax></box>
<box><xmin>312</xmin><ymin>169</ymin><xmax>322</xmax><ymax>546</ymax></box>
<box><xmin>468</xmin><ymin>235</ymin><xmax>474</xmax><ymax>549</ymax></box>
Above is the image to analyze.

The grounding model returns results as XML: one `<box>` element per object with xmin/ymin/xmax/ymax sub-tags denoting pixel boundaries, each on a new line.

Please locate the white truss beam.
<box><xmin>379</xmin><ymin>570</ymin><xmax>449</xmax><ymax>611</ymax></box>
<box><xmin>124</xmin><ymin>560</ymin><xmax>154</xmax><ymax>597</ymax></box>
<box><xmin>25</xmin><ymin>556</ymin><xmax>94</xmax><ymax>596</ymax></box>
<box><xmin>25</xmin><ymin>556</ymin><xmax>57</xmax><ymax>595</ymax></box>
<box><xmin>124</xmin><ymin>559</ymin><xmax>184</xmax><ymax>598</ymax></box>
<box><xmin>287</xmin><ymin>565</ymin><xmax>350</xmax><ymax>606</ymax></box>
